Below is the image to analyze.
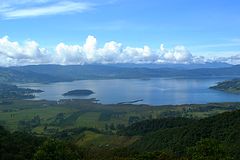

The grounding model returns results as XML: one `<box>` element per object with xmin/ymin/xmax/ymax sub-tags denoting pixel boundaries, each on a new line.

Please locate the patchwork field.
<box><xmin>1</xmin><ymin>98</ymin><xmax>240</xmax><ymax>159</ymax></box>
<box><xmin>1</xmin><ymin>99</ymin><xmax>240</xmax><ymax>133</ymax></box>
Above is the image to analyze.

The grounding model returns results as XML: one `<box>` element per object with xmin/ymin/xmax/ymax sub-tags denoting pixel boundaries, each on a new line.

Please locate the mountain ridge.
<box><xmin>0</xmin><ymin>64</ymin><xmax>239</xmax><ymax>83</ymax></box>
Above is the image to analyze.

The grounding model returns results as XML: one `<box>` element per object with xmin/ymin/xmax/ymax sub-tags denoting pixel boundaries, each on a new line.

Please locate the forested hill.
<box><xmin>210</xmin><ymin>79</ymin><xmax>240</xmax><ymax>93</ymax></box>
<box><xmin>125</xmin><ymin>110</ymin><xmax>240</xmax><ymax>159</ymax></box>
<box><xmin>1</xmin><ymin>109</ymin><xmax>240</xmax><ymax>159</ymax></box>
<box><xmin>0</xmin><ymin>126</ymin><xmax>83</xmax><ymax>160</ymax></box>
<box><xmin>0</xmin><ymin>84</ymin><xmax>43</xmax><ymax>100</ymax></box>
<box><xmin>1</xmin><ymin>64</ymin><xmax>240</xmax><ymax>83</ymax></box>
<box><xmin>0</xmin><ymin>66</ymin><xmax>66</xmax><ymax>83</ymax></box>
<box><xmin>119</xmin><ymin>117</ymin><xmax>197</xmax><ymax>136</ymax></box>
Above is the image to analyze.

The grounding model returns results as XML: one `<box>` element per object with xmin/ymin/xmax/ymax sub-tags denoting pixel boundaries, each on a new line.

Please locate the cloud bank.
<box><xmin>54</xmin><ymin>36</ymin><xmax>199</xmax><ymax>65</ymax></box>
<box><xmin>0</xmin><ymin>35</ymin><xmax>237</xmax><ymax>66</ymax></box>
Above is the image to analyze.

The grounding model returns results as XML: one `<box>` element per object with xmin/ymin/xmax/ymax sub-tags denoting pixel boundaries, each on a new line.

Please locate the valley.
<box><xmin>1</xmin><ymin>98</ymin><xmax>240</xmax><ymax>159</ymax></box>
<box><xmin>1</xmin><ymin>0</ymin><xmax>239</xmax><ymax>159</ymax></box>
<box><xmin>1</xmin><ymin>68</ymin><xmax>240</xmax><ymax>159</ymax></box>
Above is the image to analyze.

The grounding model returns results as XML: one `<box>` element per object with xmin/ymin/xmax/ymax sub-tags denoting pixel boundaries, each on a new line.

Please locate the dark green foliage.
<box><xmin>130</xmin><ymin>110</ymin><xmax>240</xmax><ymax>159</ymax></box>
<box><xmin>33</xmin><ymin>139</ymin><xmax>83</xmax><ymax>160</ymax></box>
<box><xmin>1</xmin><ymin>109</ymin><xmax>240</xmax><ymax>160</ymax></box>
<box><xmin>0</xmin><ymin>126</ymin><xmax>45</xmax><ymax>160</ymax></box>
<box><xmin>53</xmin><ymin>113</ymin><xmax>65</xmax><ymax>125</ymax></box>
<box><xmin>0</xmin><ymin>120</ymin><xmax>6</xmax><ymax>126</ymax></box>
<box><xmin>128</xmin><ymin>116</ymin><xmax>140</xmax><ymax>125</ymax></box>
<box><xmin>99</xmin><ymin>111</ymin><xmax>114</xmax><ymax>121</ymax></box>
<box><xmin>0</xmin><ymin>126</ymin><xmax>84</xmax><ymax>160</ymax></box>
<box><xmin>58</xmin><ymin>111</ymin><xmax>85</xmax><ymax>126</ymax></box>
<box><xmin>98</xmin><ymin>111</ymin><xmax>126</xmax><ymax>121</ymax></box>
<box><xmin>120</xmin><ymin>117</ymin><xmax>196</xmax><ymax>136</ymax></box>
<box><xmin>116</xmin><ymin>124</ymin><xmax>125</xmax><ymax>130</ymax></box>
<box><xmin>105</xmin><ymin>124</ymin><xmax>109</xmax><ymax>130</ymax></box>
<box><xmin>109</xmin><ymin>123</ymin><xmax>116</xmax><ymax>130</ymax></box>
<box><xmin>158</xmin><ymin>111</ymin><xmax>183</xmax><ymax>117</ymax></box>
<box><xmin>133</xmin><ymin>151</ymin><xmax>179</xmax><ymax>160</ymax></box>
<box><xmin>187</xmin><ymin>139</ymin><xmax>232</xmax><ymax>160</ymax></box>
<box><xmin>18</xmin><ymin>115</ymin><xmax>41</xmax><ymax>132</ymax></box>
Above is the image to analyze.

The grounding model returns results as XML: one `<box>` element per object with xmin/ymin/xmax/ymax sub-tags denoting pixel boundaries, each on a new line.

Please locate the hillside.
<box><xmin>13</xmin><ymin>64</ymin><xmax>240</xmax><ymax>79</ymax></box>
<box><xmin>119</xmin><ymin>117</ymin><xmax>197</xmax><ymax>136</ymax></box>
<box><xmin>1</xmin><ymin>107</ymin><xmax>240</xmax><ymax>159</ymax></box>
<box><xmin>0</xmin><ymin>64</ymin><xmax>240</xmax><ymax>83</ymax></box>
<box><xmin>127</xmin><ymin>110</ymin><xmax>240</xmax><ymax>159</ymax></box>
<box><xmin>0</xmin><ymin>83</ymin><xmax>43</xmax><ymax>100</ymax></box>
<box><xmin>0</xmin><ymin>126</ymin><xmax>45</xmax><ymax>160</ymax></box>
<box><xmin>0</xmin><ymin>67</ymin><xmax>66</xmax><ymax>83</ymax></box>
<box><xmin>210</xmin><ymin>79</ymin><xmax>240</xmax><ymax>93</ymax></box>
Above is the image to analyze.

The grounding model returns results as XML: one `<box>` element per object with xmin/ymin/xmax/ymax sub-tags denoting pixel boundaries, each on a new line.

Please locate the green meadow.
<box><xmin>1</xmin><ymin>99</ymin><xmax>239</xmax><ymax>134</ymax></box>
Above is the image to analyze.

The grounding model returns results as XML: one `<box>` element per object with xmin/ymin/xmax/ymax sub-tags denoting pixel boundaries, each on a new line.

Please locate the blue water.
<box><xmin>17</xmin><ymin>77</ymin><xmax>240</xmax><ymax>105</ymax></box>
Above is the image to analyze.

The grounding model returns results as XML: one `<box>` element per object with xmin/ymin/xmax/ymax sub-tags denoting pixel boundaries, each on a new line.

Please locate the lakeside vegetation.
<box><xmin>211</xmin><ymin>79</ymin><xmax>240</xmax><ymax>93</ymax></box>
<box><xmin>0</xmin><ymin>83</ymin><xmax>43</xmax><ymax>100</ymax></box>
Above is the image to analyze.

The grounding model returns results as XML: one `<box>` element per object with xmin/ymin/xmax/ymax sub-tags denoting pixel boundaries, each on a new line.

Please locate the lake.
<box><xmin>17</xmin><ymin>77</ymin><xmax>240</xmax><ymax>105</ymax></box>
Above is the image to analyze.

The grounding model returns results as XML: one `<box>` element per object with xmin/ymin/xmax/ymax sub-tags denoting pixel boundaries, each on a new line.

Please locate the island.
<box><xmin>62</xmin><ymin>89</ymin><xmax>94</xmax><ymax>96</ymax></box>
<box><xmin>210</xmin><ymin>79</ymin><xmax>240</xmax><ymax>93</ymax></box>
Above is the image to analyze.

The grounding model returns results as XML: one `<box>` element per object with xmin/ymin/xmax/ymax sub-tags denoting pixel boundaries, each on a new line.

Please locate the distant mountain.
<box><xmin>0</xmin><ymin>66</ymin><xmax>65</xmax><ymax>83</ymax></box>
<box><xmin>0</xmin><ymin>64</ymin><xmax>240</xmax><ymax>83</ymax></box>
<box><xmin>106</xmin><ymin>62</ymin><xmax>232</xmax><ymax>69</ymax></box>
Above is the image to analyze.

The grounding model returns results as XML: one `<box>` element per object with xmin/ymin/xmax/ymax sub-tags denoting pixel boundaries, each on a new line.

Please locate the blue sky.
<box><xmin>0</xmin><ymin>0</ymin><xmax>240</xmax><ymax>66</ymax></box>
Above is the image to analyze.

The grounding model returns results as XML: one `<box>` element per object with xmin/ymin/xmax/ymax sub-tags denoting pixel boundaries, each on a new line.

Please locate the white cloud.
<box><xmin>158</xmin><ymin>45</ymin><xmax>193</xmax><ymax>64</ymax></box>
<box><xmin>0</xmin><ymin>36</ymin><xmax>50</xmax><ymax>66</ymax></box>
<box><xmin>83</xmin><ymin>35</ymin><xmax>97</xmax><ymax>61</ymax></box>
<box><xmin>0</xmin><ymin>0</ymin><xmax>93</xmax><ymax>19</ymax></box>
<box><xmin>0</xmin><ymin>35</ymin><xmax>238</xmax><ymax>66</ymax></box>
<box><xmin>98</xmin><ymin>41</ymin><xmax>122</xmax><ymax>62</ymax></box>
<box><xmin>55</xmin><ymin>43</ymin><xmax>85</xmax><ymax>65</ymax></box>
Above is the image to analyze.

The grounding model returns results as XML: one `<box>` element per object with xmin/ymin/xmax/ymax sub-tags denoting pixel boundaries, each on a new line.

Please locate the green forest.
<box><xmin>1</xmin><ymin>110</ymin><xmax>240</xmax><ymax>159</ymax></box>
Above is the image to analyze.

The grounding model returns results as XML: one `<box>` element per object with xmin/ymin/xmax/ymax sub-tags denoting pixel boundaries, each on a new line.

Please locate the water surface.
<box><xmin>17</xmin><ymin>77</ymin><xmax>240</xmax><ymax>105</ymax></box>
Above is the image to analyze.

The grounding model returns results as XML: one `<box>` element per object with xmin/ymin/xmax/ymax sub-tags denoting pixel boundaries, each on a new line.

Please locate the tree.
<box><xmin>134</xmin><ymin>151</ymin><xmax>178</xmax><ymax>160</ymax></box>
<box><xmin>105</xmin><ymin>124</ymin><xmax>109</xmax><ymax>131</ymax></box>
<box><xmin>187</xmin><ymin>138</ymin><xmax>233</xmax><ymax>160</ymax></box>
<box><xmin>109</xmin><ymin>123</ymin><xmax>115</xmax><ymax>130</ymax></box>
<box><xmin>33</xmin><ymin>139</ymin><xmax>83</xmax><ymax>160</ymax></box>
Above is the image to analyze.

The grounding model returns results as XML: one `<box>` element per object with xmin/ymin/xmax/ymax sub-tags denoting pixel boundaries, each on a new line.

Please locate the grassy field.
<box><xmin>1</xmin><ymin>99</ymin><xmax>240</xmax><ymax>133</ymax></box>
<box><xmin>76</xmin><ymin>131</ymin><xmax>139</xmax><ymax>148</ymax></box>
<box><xmin>1</xmin><ymin>98</ymin><xmax>240</xmax><ymax>154</ymax></box>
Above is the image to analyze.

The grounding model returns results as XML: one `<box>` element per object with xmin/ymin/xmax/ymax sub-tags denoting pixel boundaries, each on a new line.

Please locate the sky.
<box><xmin>0</xmin><ymin>0</ymin><xmax>240</xmax><ymax>66</ymax></box>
